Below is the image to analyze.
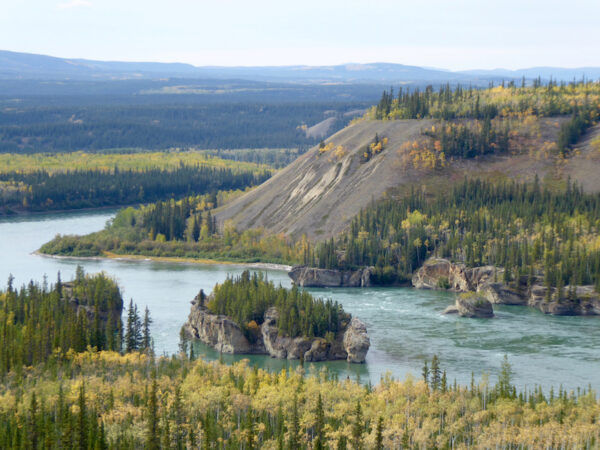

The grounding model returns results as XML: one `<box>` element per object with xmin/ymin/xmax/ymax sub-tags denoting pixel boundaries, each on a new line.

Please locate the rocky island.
<box><xmin>183</xmin><ymin>271</ymin><xmax>370</xmax><ymax>363</ymax></box>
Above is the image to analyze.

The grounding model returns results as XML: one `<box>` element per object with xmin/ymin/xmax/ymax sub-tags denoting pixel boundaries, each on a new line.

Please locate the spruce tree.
<box><xmin>146</xmin><ymin>373</ymin><xmax>160</xmax><ymax>450</ymax></box>
<box><xmin>28</xmin><ymin>392</ymin><xmax>39</xmax><ymax>450</ymax></box>
<box><xmin>125</xmin><ymin>299</ymin><xmax>137</xmax><ymax>352</ymax></box>
<box><xmin>336</xmin><ymin>435</ymin><xmax>347</xmax><ymax>450</ymax></box>
<box><xmin>191</xmin><ymin>216</ymin><xmax>200</xmax><ymax>242</ymax></box>
<box><xmin>498</xmin><ymin>354</ymin><xmax>513</xmax><ymax>397</ymax></box>
<box><xmin>77</xmin><ymin>383</ymin><xmax>87</xmax><ymax>450</ymax></box>
<box><xmin>430</xmin><ymin>355</ymin><xmax>441</xmax><ymax>391</ymax></box>
<box><xmin>314</xmin><ymin>393</ymin><xmax>325</xmax><ymax>450</ymax></box>
<box><xmin>133</xmin><ymin>304</ymin><xmax>143</xmax><ymax>349</ymax></box>
<box><xmin>375</xmin><ymin>416</ymin><xmax>384</xmax><ymax>450</ymax></box>
<box><xmin>351</xmin><ymin>400</ymin><xmax>364</xmax><ymax>450</ymax></box>
<box><xmin>142</xmin><ymin>306</ymin><xmax>152</xmax><ymax>352</ymax></box>
<box><xmin>422</xmin><ymin>360</ymin><xmax>429</xmax><ymax>385</ymax></box>
<box><xmin>288</xmin><ymin>395</ymin><xmax>300</xmax><ymax>450</ymax></box>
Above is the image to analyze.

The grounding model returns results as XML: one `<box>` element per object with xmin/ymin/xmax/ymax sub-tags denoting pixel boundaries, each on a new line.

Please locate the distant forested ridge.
<box><xmin>0</xmin><ymin>78</ymin><xmax>373</xmax><ymax>153</ymax></box>
<box><xmin>0</xmin><ymin>162</ymin><xmax>270</xmax><ymax>213</ymax></box>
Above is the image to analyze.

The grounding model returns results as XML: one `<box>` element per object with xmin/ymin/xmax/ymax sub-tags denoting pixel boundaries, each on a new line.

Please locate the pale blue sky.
<box><xmin>2</xmin><ymin>0</ymin><xmax>598</xmax><ymax>69</ymax></box>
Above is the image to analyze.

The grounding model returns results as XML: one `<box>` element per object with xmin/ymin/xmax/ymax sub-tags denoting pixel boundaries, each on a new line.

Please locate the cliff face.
<box><xmin>413</xmin><ymin>257</ymin><xmax>600</xmax><ymax>316</ymax></box>
<box><xmin>183</xmin><ymin>295</ymin><xmax>370</xmax><ymax>363</ymax></box>
<box><xmin>288</xmin><ymin>266</ymin><xmax>372</xmax><ymax>288</ymax></box>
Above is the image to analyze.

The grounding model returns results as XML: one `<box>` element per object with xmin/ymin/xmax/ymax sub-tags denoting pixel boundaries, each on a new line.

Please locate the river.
<box><xmin>1</xmin><ymin>210</ymin><xmax>599</xmax><ymax>391</ymax></box>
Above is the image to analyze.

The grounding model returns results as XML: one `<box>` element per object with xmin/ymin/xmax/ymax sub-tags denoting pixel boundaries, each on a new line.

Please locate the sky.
<box><xmin>1</xmin><ymin>0</ymin><xmax>599</xmax><ymax>70</ymax></box>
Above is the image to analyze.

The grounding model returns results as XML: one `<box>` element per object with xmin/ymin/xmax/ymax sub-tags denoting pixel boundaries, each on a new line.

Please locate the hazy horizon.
<box><xmin>3</xmin><ymin>48</ymin><xmax>600</xmax><ymax>72</ymax></box>
<box><xmin>2</xmin><ymin>0</ymin><xmax>598</xmax><ymax>71</ymax></box>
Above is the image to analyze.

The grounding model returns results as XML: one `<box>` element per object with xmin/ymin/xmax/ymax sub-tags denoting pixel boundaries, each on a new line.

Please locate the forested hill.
<box><xmin>0</xmin><ymin>154</ymin><xmax>271</xmax><ymax>214</ymax></box>
<box><xmin>39</xmin><ymin>82</ymin><xmax>600</xmax><ymax>277</ymax></box>
<box><xmin>215</xmin><ymin>81</ymin><xmax>600</xmax><ymax>241</ymax></box>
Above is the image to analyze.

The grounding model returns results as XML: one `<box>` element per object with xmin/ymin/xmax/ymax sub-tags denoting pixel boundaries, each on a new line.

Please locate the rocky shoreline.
<box><xmin>183</xmin><ymin>292</ymin><xmax>370</xmax><ymax>363</ymax></box>
<box><xmin>413</xmin><ymin>257</ymin><xmax>600</xmax><ymax>316</ymax></box>
<box><xmin>288</xmin><ymin>265</ymin><xmax>373</xmax><ymax>287</ymax></box>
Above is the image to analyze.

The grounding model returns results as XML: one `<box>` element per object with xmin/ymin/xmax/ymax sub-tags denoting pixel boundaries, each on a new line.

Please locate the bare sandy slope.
<box><xmin>563</xmin><ymin>124</ymin><xmax>600</xmax><ymax>193</ymax></box>
<box><xmin>305</xmin><ymin>117</ymin><xmax>336</xmax><ymax>140</ymax></box>
<box><xmin>216</xmin><ymin>119</ymin><xmax>600</xmax><ymax>242</ymax></box>
<box><xmin>216</xmin><ymin>119</ymin><xmax>431</xmax><ymax>240</ymax></box>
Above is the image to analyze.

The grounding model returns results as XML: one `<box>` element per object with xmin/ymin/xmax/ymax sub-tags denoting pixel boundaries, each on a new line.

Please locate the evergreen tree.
<box><xmin>351</xmin><ymin>400</ymin><xmax>364</xmax><ymax>450</ymax></box>
<box><xmin>125</xmin><ymin>299</ymin><xmax>137</xmax><ymax>352</ymax></box>
<box><xmin>314</xmin><ymin>393</ymin><xmax>325</xmax><ymax>450</ymax></box>
<box><xmin>77</xmin><ymin>383</ymin><xmax>87</xmax><ymax>450</ymax></box>
<box><xmin>375</xmin><ymin>416</ymin><xmax>384</xmax><ymax>450</ymax></box>
<box><xmin>288</xmin><ymin>395</ymin><xmax>300</xmax><ymax>450</ymax></box>
<box><xmin>142</xmin><ymin>306</ymin><xmax>152</xmax><ymax>352</ymax></box>
<box><xmin>430</xmin><ymin>355</ymin><xmax>441</xmax><ymax>391</ymax></box>
<box><xmin>336</xmin><ymin>435</ymin><xmax>347</xmax><ymax>450</ymax></box>
<box><xmin>498</xmin><ymin>354</ymin><xmax>513</xmax><ymax>397</ymax></box>
<box><xmin>146</xmin><ymin>373</ymin><xmax>160</xmax><ymax>450</ymax></box>
<box><xmin>422</xmin><ymin>360</ymin><xmax>429</xmax><ymax>385</ymax></box>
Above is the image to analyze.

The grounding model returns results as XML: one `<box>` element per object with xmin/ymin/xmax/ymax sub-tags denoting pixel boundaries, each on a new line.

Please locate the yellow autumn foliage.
<box><xmin>1</xmin><ymin>350</ymin><xmax>598</xmax><ymax>448</ymax></box>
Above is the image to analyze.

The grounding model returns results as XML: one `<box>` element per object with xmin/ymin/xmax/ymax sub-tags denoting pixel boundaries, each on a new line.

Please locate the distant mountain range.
<box><xmin>1</xmin><ymin>50</ymin><xmax>598</xmax><ymax>84</ymax></box>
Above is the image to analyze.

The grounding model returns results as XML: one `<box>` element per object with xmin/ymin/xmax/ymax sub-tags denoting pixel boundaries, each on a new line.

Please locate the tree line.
<box><xmin>40</xmin><ymin>176</ymin><xmax>600</xmax><ymax>294</ymax></box>
<box><xmin>373</xmin><ymin>80</ymin><xmax>600</xmax><ymax>121</ymax></box>
<box><xmin>0</xmin><ymin>349</ymin><xmax>598</xmax><ymax>448</ymax></box>
<box><xmin>0</xmin><ymin>164</ymin><xmax>270</xmax><ymax>213</ymax></box>
<box><xmin>0</xmin><ymin>268</ymin><xmax>151</xmax><ymax>376</ymax></box>
<box><xmin>0</xmin><ymin>101</ymin><xmax>368</xmax><ymax>153</ymax></box>
<box><xmin>315</xmin><ymin>178</ymin><xmax>600</xmax><ymax>292</ymax></box>
<box><xmin>39</xmin><ymin>191</ymin><xmax>305</xmax><ymax>264</ymax></box>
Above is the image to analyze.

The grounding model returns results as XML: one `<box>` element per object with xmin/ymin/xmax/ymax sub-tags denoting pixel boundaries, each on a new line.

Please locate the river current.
<box><xmin>1</xmin><ymin>211</ymin><xmax>598</xmax><ymax>391</ymax></box>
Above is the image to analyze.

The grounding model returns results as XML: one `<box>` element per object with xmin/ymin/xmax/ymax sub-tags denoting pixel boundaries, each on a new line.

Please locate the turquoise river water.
<box><xmin>0</xmin><ymin>210</ymin><xmax>598</xmax><ymax>391</ymax></box>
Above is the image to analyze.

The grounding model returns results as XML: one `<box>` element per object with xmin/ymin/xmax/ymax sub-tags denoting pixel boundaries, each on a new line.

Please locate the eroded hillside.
<box><xmin>215</xmin><ymin>119</ymin><xmax>431</xmax><ymax>240</ymax></box>
<box><xmin>216</xmin><ymin>117</ymin><xmax>600</xmax><ymax>241</ymax></box>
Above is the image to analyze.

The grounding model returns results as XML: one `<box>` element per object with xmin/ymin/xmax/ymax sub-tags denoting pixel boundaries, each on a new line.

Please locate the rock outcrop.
<box><xmin>415</xmin><ymin>257</ymin><xmax>600</xmax><ymax>317</ymax></box>
<box><xmin>478</xmin><ymin>282</ymin><xmax>527</xmax><ymax>305</ymax></box>
<box><xmin>529</xmin><ymin>285</ymin><xmax>600</xmax><ymax>316</ymax></box>
<box><xmin>455</xmin><ymin>294</ymin><xmax>494</xmax><ymax>318</ymax></box>
<box><xmin>342</xmin><ymin>318</ymin><xmax>370</xmax><ymax>363</ymax></box>
<box><xmin>411</xmin><ymin>258</ymin><xmax>496</xmax><ymax>292</ymax></box>
<box><xmin>288</xmin><ymin>265</ymin><xmax>372</xmax><ymax>288</ymax></box>
<box><xmin>184</xmin><ymin>295</ymin><xmax>370</xmax><ymax>363</ymax></box>
<box><xmin>184</xmin><ymin>298</ymin><xmax>264</xmax><ymax>354</ymax></box>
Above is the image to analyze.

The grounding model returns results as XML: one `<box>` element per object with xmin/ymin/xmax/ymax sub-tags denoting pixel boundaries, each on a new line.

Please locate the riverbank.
<box><xmin>5</xmin><ymin>211</ymin><xmax>600</xmax><ymax>392</ymax></box>
<box><xmin>0</xmin><ymin>204</ymin><xmax>128</xmax><ymax>218</ymax></box>
<box><xmin>34</xmin><ymin>250</ymin><xmax>293</xmax><ymax>272</ymax></box>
